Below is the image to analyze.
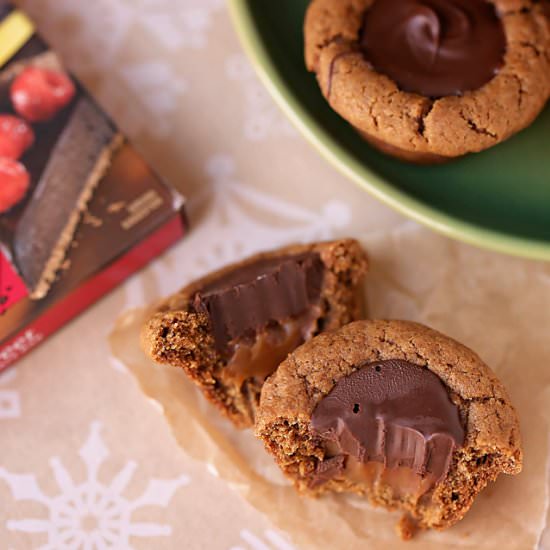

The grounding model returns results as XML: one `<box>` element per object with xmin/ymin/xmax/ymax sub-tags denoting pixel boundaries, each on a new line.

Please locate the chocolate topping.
<box><xmin>360</xmin><ymin>0</ymin><xmax>506</xmax><ymax>98</ymax></box>
<box><xmin>311</xmin><ymin>360</ymin><xmax>464</xmax><ymax>490</ymax></box>
<box><xmin>194</xmin><ymin>252</ymin><xmax>324</xmax><ymax>352</ymax></box>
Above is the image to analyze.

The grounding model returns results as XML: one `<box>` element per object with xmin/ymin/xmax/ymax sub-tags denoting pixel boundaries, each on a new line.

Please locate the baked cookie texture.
<box><xmin>142</xmin><ymin>239</ymin><xmax>368</xmax><ymax>429</ymax></box>
<box><xmin>256</xmin><ymin>320</ymin><xmax>522</xmax><ymax>538</ymax></box>
<box><xmin>304</xmin><ymin>0</ymin><xmax>550</xmax><ymax>163</ymax></box>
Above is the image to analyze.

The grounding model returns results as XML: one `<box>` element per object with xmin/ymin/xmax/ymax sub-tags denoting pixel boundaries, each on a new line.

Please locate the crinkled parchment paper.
<box><xmin>110</xmin><ymin>224</ymin><xmax>550</xmax><ymax>549</ymax></box>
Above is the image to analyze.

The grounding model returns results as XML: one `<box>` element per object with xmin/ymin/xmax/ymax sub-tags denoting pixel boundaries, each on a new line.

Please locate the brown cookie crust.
<box><xmin>256</xmin><ymin>320</ymin><xmax>522</xmax><ymax>534</ymax></box>
<box><xmin>304</xmin><ymin>0</ymin><xmax>550</xmax><ymax>162</ymax></box>
<box><xmin>142</xmin><ymin>239</ymin><xmax>368</xmax><ymax>428</ymax></box>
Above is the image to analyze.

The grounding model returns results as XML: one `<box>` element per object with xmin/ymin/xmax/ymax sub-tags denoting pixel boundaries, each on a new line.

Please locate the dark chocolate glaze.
<box><xmin>311</xmin><ymin>360</ymin><xmax>465</xmax><ymax>486</ymax></box>
<box><xmin>360</xmin><ymin>0</ymin><xmax>506</xmax><ymax>98</ymax></box>
<box><xmin>194</xmin><ymin>252</ymin><xmax>324</xmax><ymax>352</ymax></box>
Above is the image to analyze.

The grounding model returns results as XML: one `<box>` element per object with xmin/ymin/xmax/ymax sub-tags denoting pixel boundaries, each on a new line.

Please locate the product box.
<box><xmin>0</xmin><ymin>3</ymin><xmax>187</xmax><ymax>370</ymax></box>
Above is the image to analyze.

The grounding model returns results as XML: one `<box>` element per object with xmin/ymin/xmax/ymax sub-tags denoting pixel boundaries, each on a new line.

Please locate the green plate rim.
<box><xmin>228</xmin><ymin>1</ymin><xmax>550</xmax><ymax>261</ymax></box>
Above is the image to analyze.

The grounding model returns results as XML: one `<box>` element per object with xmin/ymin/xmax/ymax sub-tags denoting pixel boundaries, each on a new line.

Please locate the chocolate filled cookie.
<box><xmin>256</xmin><ymin>320</ymin><xmax>522</xmax><ymax>537</ymax></box>
<box><xmin>305</xmin><ymin>0</ymin><xmax>550</xmax><ymax>163</ymax></box>
<box><xmin>142</xmin><ymin>240</ymin><xmax>368</xmax><ymax>428</ymax></box>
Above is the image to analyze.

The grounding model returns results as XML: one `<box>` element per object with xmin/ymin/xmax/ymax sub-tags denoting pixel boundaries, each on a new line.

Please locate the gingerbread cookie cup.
<box><xmin>305</xmin><ymin>0</ymin><xmax>550</xmax><ymax>163</ymax></box>
<box><xmin>256</xmin><ymin>320</ymin><xmax>522</xmax><ymax>538</ymax></box>
<box><xmin>141</xmin><ymin>239</ymin><xmax>368</xmax><ymax>428</ymax></box>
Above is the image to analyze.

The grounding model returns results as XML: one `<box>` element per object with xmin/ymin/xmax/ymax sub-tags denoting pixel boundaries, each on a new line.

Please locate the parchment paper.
<box><xmin>110</xmin><ymin>224</ymin><xmax>550</xmax><ymax>550</ymax></box>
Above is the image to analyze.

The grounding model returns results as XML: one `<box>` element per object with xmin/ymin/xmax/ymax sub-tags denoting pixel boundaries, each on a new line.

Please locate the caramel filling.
<box><xmin>317</xmin><ymin>432</ymin><xmax>450</xmax><ymax>499</ymax></box>
<box><xmin>343</xmin><ymin>456</ymin><xmax>437</xmax><ymax>499</ymax></box>
<box><xmin>221</xmin><ymin>308</ymin><xmax>320</xmax><ymax>387</ymax></box>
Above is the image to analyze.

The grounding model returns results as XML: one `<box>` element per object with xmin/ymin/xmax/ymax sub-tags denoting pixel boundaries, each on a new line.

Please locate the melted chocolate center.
<box><xmin>360</xmin><ymin>0</ymin><xmax>506</xmax><ymax>97</ymax></box>
<box><xmin>310</xmin><ymin>360</ymin><xmax>465</xmax><ymax>493</ymax></box>
<box><xmin>194</xmin><ymin>252</ymin><xmax>324</xmax><ymax>353</ymax></box>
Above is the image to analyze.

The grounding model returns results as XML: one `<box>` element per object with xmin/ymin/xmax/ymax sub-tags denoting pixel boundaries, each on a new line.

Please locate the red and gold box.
<box><xmin>0</xmin><ymin>3</ymin><xmax>187</xmax><ymax>370</ymax></box>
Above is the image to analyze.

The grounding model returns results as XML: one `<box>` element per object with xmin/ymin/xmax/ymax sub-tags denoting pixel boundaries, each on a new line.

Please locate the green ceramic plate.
<box><xmin>229</xmin><ymin>1</ymin><xmax>550</xmax><ymax>260</ymax></box>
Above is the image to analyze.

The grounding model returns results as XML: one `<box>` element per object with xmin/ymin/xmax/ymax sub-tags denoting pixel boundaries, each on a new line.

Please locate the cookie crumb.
<box><xmin>397</xmin><ymin>514</ymin><xmax>417</xmax><ymax>540</ymax></box>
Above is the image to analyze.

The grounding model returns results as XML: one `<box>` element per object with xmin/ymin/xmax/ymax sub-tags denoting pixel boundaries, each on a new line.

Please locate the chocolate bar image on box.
<box><xmin>0</xmin><ymin>48</ymin><xmax>122</xmax><ymax>299</ymax></box>
<box><xmin>13</xmin><ymin>97</ymin><xmax>122</xmax><ymax>299</ymax></box>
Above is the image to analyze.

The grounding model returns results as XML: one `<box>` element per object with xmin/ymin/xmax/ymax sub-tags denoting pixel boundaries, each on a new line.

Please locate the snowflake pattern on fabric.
<box><xmin>230</xmin><ymin>529</ymin><xmax>296</xmax><ymax>550</ymax></box>
<box><xmin>135</xmin><ymin>0</ymin><xmax>225</xmax><ymax>50</ymax></box>
<box><xmin>114</xmin><ymin>61</ymin><xmax>188</xmax><ymax>138</ymax></box>
<box><xmin>0</xmin><ymin>422</ymin><xmax>189</xmax><ymax>549</ymax></box>
<box><xmin>31</xmin><ymin>0</ymin><xmax>134</xmax><ymax>74</ymax></box>
<box><xmin>0</xmin><ymin>368</ymin><xmax>20</xmax><ymax>419</ymax></box>
<box><xmin>36</xmin><ymin>0</ymin><xmax>224</xmax><ymax>71</ymax></box>
<box><xmin>226</xmin><ymin>54</ymin><xmax>297</xmax><ymax>141</ymax></box>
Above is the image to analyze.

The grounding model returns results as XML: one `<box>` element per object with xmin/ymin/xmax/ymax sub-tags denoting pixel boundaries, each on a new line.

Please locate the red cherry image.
<box><xmin>10</xmin><ymin>66</ymin><xmax>76</xmax><ymax>123</ymax></box>
<box><xmin>0</xmin><ymin>114</ymin><xmax>35</xmax><ymax>159</ymax></box>
<box><xmin>0</xmin><ymin>157</ymin><xmax>31</xmax><ymax>213</ymax></box>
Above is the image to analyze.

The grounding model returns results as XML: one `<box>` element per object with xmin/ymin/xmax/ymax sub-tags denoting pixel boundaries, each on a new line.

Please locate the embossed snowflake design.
<box><xmin>231</xmin><ymin>529</ymin><xmax>296</xmax><ymax>550</ymax></box>
<box><xmin>0</xmin><ymin>368</ymin><xmax>20</xmax><ymax>419</ymax></box>
<box><xmin>114</xmin><ymin>61</ymin><xmax>188</xmax><ymax>138</ymax></box>
<box><xmin>40</xmin><ymin>0</ymin><xmax>224</xmax><ymax>72</ymax></box>
<box><xmin>0</xmin><ymin>422</ymin><xmax>190</xmax><ymax>549</ymax></box>
<box><xmin>135</xmin><ymin>0</ymin><xmax>225</xmax><ymax>50</ymax></box>
<box><xmin>226</xmin><ymin>54</ymin><xmax>297</xmax><ymax>141</ymax></box>
<box><xmin>34</xmin><ymin>0</ymin><xmax>135</xmax><ymax>74</ymax></box>
<box><xmin>197</xmin><ymin>155</ymin><xmax>351</xmax><ymax>252</ymax></box>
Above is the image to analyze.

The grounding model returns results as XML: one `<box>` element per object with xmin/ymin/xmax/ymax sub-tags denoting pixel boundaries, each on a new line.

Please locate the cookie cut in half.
<box><xmin>256</xmin><ymin>320</ymin><xmax>522</xmax><ymax>538</ymax></box>
<box><xmin>304</xmin><ymin>0</ymin><xmax>550</xmax><ymax>163</ymax></box>
<box><xmin>142</xmin><ymin>239</ymin><xmax>368</xmax><ymax>428</ymax></box>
